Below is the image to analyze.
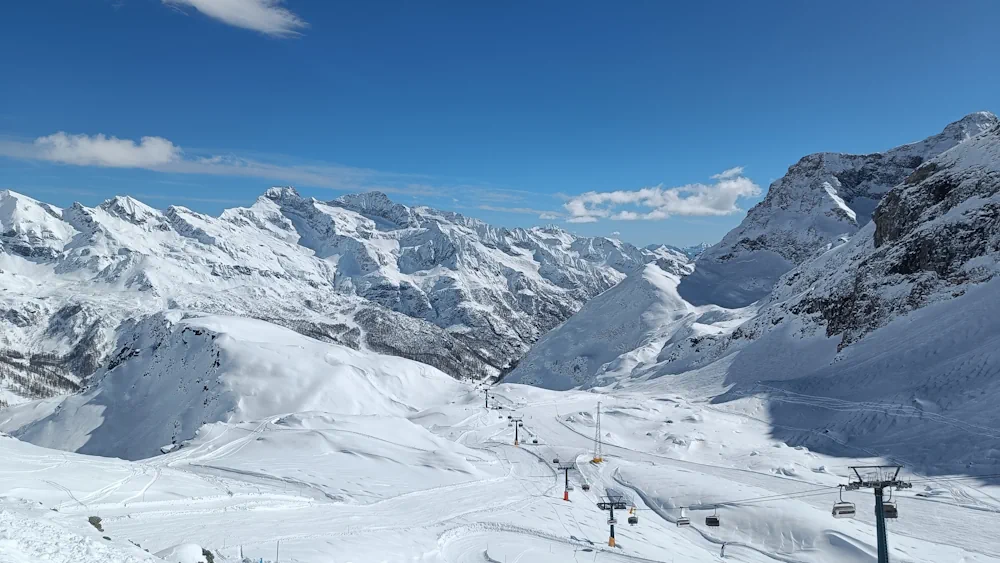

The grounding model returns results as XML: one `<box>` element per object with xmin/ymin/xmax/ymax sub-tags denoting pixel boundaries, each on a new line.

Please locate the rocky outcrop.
<box><xmin>679</xmin><ymin>112</ymin><xmax>998</xmax><ymax>308</ymax></box>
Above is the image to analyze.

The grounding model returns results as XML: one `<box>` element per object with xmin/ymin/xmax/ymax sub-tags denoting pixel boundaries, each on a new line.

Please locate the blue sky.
<box><xmin>1</xmin><ymin>0</ymin><xmax>998</xmax><ymax>247</ymax></box>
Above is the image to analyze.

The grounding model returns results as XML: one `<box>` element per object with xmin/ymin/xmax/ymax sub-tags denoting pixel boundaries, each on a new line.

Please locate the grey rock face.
<box><xmin>679</xmin><ymin>112</ymin><xmax>998</xmax><ymax>308</ymax></box>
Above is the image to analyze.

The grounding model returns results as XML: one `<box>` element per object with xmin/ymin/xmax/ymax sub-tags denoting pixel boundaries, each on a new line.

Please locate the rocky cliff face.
<box><xmin>678</xmin><ymin>112</ymin><xmax>999</xmax><ymax>308</ymax></box>
<box><xmin>777</xmin><ymin>120</ymin><xmax>1000</xmax><ymax>347</ymax></box>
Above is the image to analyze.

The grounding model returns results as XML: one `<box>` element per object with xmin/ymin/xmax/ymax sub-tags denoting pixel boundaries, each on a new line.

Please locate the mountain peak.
<box><xmin>927</xmin><ymin>111</ymin><xmax>998</xmax><ymax>148</ymax></box>
<box><xmin>333</xmin><ymin>191</ymin><xmax>416</xmax><ymax>228</ymax></box>
<box><xmin>263</xmin><ymin>186</ymin><xmax>302</xmax><ymax>202</ymax></box>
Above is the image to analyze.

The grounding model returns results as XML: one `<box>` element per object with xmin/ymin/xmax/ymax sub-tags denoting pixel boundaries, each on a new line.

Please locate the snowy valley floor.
<box><xmin>2</xmin><ymin>382</ymin><xmax>1000</xmax><ymax>563</ymax></box>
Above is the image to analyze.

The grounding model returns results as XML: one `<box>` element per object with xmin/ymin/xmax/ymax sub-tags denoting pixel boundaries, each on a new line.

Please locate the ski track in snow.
<box><xmin>2</xmin><ymin>384</ymin><xmax>1000</xmax><ymax>562</ymax></box>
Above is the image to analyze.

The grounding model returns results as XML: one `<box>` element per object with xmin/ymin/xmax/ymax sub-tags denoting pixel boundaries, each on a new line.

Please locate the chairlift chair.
<box><xmin>883</xmin><ymin>488</ymin><xmax>898</xmax><ymax>519</ymax></box>
<box><xmin>552</xmin><ymin>458</ymin><xmax>560</xmax><ymax>464</ymax></box>
<box><xmin>532</xmin><ymin>438</ymin><xmax>538</xmax><ymax>444</ymax></box>
<box><xmin>832</xmin><ymin>487</ymin><xmax>856</xmax><ymax>519</ymax></box>
<box><xmin>582</xmin><ymin>483</ymin><xmax>590</xmax><ymax>491</ymax></box>
<box><xmin>677</xmin><ymin>507</ymin><xmax>691</xmax><ymax>527</ymax></box>
<box><xmin>705</xmin><ymin>508</ymin><xmax>720</xmax><ymax>527</ymax></box>
<box><xmin>883</xmin><ymin>501</ymin><xmax>898</xmax><ymax>519</ymax></box>
<box><xmin>628</xmin><ymin>515</ymin><xmax>639</xmax><ymax>525</ymax></box>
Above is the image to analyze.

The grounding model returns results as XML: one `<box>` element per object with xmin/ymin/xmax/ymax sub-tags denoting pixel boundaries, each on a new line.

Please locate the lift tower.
<box><xmin>597</xmin><ymin>494</ymin><xmax>627</xmax><ymax>547</ymax></box>
<box><xmin>510</xmin><ymin>415</ymin><xmax>524</xmax><ymax>446</ymax></box>
<box><xmin>591</xmin><ymin>401</ymin><xmax>604</xmax><ymax>463</ymax></box>
<box><xmin>844</xmin><ymin>465</ymin><xmax>911</xmax><ymax>563</ymax></box>
<box><xmin>557</xmin><ymin>462</ymin><xmax>575</xmax><ymax>501</ymax></box>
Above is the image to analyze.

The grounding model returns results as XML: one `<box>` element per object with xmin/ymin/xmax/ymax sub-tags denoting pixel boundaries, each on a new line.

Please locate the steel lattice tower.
<box><xmin>592</xmin><ymin>401</ymin><xmax>603</xmax><ymax>463</ymax></box>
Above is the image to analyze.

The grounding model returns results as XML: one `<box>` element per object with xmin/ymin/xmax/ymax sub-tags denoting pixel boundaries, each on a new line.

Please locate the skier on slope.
<box><xmin>720</xmin><ymin>542</ymin><xmax>726</xmax><ymax>558</ymax></box>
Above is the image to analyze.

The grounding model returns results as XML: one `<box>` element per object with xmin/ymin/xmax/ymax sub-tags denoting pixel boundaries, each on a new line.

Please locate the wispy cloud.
<box><xmin>563</xmin><ymin>168</ymin><xmax>760</xmax><ymax>223</ymax></box>
<box><xmin>162</xmin><ymin>0</ymin><xmax>307</xmax><ymax>37</ymax></box>
<box><xmin>33</xmin><ymin>132</ymin><xmax>181</xmax><ymax>167</ymax></box>
<box><xmin>711</xmin><ymin>166</ymin><xmax>744</xmax><ymax>180</ymax></box>
<box><xmin>133</xmin><ymin>192</ymin><xmax>248</xmax><ymax>205</ymax></box>
<box><xmin>0</xmin><ymin>132</ymin><xmax>439</xmax><ymax>197</ymax></box>
<box><xmin>478</xmin><ymin>204</ymin><xmax>562</xmax><ymax>220</ymax></box>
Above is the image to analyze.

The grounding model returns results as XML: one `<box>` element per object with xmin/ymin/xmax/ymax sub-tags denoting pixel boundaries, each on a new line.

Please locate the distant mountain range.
<box><xmin>0</xmin><ymin>184</ymin><xmax>690</xmax><ymax>402</ymax></box>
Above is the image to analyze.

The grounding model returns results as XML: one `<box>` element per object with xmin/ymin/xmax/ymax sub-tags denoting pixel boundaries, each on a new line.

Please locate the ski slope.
<box><xmin>2</xmin><ymin>380</ymin><xmax>998</xmax><ymax>562</ymax></box>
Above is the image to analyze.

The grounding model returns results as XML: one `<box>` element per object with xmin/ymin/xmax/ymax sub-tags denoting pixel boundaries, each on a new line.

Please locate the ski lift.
<box><xmin>552</xmin><ymin>458</ymin><xmax>560</xmax><ymax>464</ymax></box>
<box><xmin>883</xmin><ymin>488</ymin><xmax>898</xmax><ymax>519</ymax></box>
<box><xmin>628</xmin><ymin>507</ymin><xmax>638</xmax><ymax>525</ymax></box>
<box><xmin>582</xmin><ymin>483</ymin><xmax>591</xmax><ymax>491</ymax></box>
<box><xmin>518</xmin><ymin>422</ymin><xmax>524</xmax><ymax>427</ymax></box>
<box><xmin>677</xmin><ymin>508</ymin><xmax>691</xmax><ymax>527</ymax></box>
<box><xmin>567</xmin><ymin>484</ymin><xmax>575</xmax><ymax>491</ymax></box>
<box><xmin>705</xmin><ymin>507</ymin><xmax>720</xmax><ymax>527</ymax></box>
<box><xmin>832</xmin><ymin>486</ymin><xmax>856</xmax><ymax>519</ymax></box>
<box><xmin>883</xmin><ymin>501</ymin><xmax>898</xmax><ymax>519</ymax></box>
<box><xmin>532</xmin><ymin>438</ymin><xmax>538</xmax><ymax>444</ymax></box>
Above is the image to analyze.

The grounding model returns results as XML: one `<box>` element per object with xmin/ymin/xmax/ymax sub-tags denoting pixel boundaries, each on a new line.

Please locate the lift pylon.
<box><xmin>597</xmin><ymin>494</ymin><xmax>627</xmax><ymax>547</ymax></box>
<box><xmin>591</xmin><ymin>401</ymin><xmax>604</xmax><ymax>463</ymax></box>
<box><xmin>557</xmin><ymin>462</ymin><xmax>575</xmax><ymax>501</ymax></box>
<box><xmin>510</xmin><ymin>415</ymin><xmax>524</xmax><ymax>446</ymax></box>
<box><xmin>843</xmin><ymin>465</ymin><xmax>911</xmax><ymax>563</ymax></box>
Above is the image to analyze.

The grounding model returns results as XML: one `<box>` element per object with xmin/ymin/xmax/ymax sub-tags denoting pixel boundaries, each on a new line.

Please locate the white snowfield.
<box><xmin>1</xmin><ymin>314</ymin><xmax>466</xmax><ymax>460</ymax></box>
<box><xmin>506</xmin><ymin>262</ymin><xmax>751</xmax><ymax>390</ymax></box>
<box><xmin>1</xmin><ymin>382</ymin><xmax>998</xmax><ymax>562</ymax></box>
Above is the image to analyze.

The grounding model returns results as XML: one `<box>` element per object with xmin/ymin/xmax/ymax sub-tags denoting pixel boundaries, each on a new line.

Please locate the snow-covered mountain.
<box><xmin>512</xmin><ymin>114</ymin><xmax>1000</xmax><ymax>473</ymax></box>
<box><xmin>679</xmin><ymin>111</ymin><xmax>999</xmax><ymax>308</ymax></box>
<box><xmin>505</xmin><ymin>256</ymin><xmax>746</xmax><ymax>390</ymax></box>
<box><xmin>0</xmin><ymin>187</ymin><xmax>671</xmax><ymax>401</ymax></box>
<box><xmin>1</xmin><ymin>314</ymin><xmax>466</xmax><ymax>460</ymax></box>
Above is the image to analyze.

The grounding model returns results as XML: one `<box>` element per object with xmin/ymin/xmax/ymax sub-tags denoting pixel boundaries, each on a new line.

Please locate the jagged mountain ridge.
<box><xmin>0</xmin><ymin>187</ymin><xmax>678</xmax><ymax>399</ymax></box>
<box><xmin>506</xmin><ymin>113</ymin><xmax>1000</xmax><ymax>471</ymax></box>
<box><xmin>678</xmin><ymin>111</ymin><xmax>998</xmax><ymax>308</ymax></box>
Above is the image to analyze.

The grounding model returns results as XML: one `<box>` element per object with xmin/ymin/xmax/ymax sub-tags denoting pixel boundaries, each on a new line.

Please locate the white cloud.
<box><xmin>0</xmin><ymin>131</ymin><xmax>432</xmax><ymax>196</ymax></box>
<box><xmin>563</xmin><ymin>168</ymin><xmax>760</xmax><ymax>223</ymax></box>
<box><xmin>34</xmin><ymin>133</ymin><xmax>181</xmax><ymax>168</ymax></box>
<box><xmin>478</xmin><ymin>205</ymin><xmax>561</xmax><ymax>220</ymax></box>
<box><xmin>163</xmin><ymin>0</ymin><xmax>307</xmax><ymax>37</ymax></box>
<box><xmin>711</xmin><ymin>166</ymin><xmax>744</xmax><ymax>180</ymax></box>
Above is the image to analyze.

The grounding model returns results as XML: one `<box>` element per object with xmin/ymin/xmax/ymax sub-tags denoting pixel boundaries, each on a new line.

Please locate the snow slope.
<box><xmin>510</xmin><ymin>114</ymin><xmax>1000</xmax><ymax>478</ymax></box>
<box><xmin>505</xmin><ymin>260</ymin><xmax>749</xmax><ymax>390</ymax></box>
<box><xmin>1</xmin><ymin>314</ymin><xmax>466</xmax><ymax>460</ymax></box>
<box><xmin>3</xmin><ymin>383</ymin><xmax>997</xmax><ymax>563</ymax></box>
<box><xmin>679</xmin><ymin>111</ymin><xmax>998</xmax><ymax>307</ymax></box>
<box><xmin>0</xmin><ymin>187</ymin><xmax>675</xmax><ymax>401</ymax></box>
<box><xmin>677</xmin><ymin>119</ymin><xmax>1000</xmax><ymax>472</ymax></box>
